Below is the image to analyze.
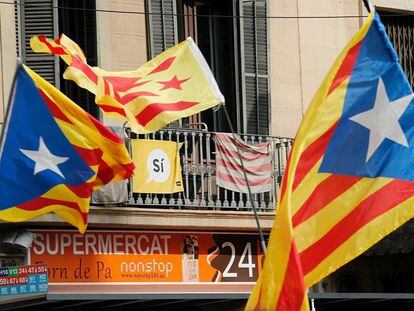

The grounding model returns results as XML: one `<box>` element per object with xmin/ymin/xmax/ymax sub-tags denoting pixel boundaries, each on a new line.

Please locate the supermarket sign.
<box><xmin>0</xmin><ymin>265</ymin><xmax>48</xmax><ymax>296</ymax></box>
<box><xmin>29</xmin><ymin>230</ymin><xmax>265</xmax><ymax>294</ymax></box>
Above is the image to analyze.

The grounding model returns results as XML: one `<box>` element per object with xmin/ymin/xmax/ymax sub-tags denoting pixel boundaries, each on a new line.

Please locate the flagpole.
<box><xmin>0</xmin><ymin>59</ymin><xmax>21</xmax><ymax>161</ymax></box>
<box><xmin>362</xmin><ymin>0</ymin><xmax>373</xmax><ymax>12</ymax></box>
<box><xmin>222</xmin><ymin>105</ymin><xmax>267</xmax><ymax>254</ymax></box>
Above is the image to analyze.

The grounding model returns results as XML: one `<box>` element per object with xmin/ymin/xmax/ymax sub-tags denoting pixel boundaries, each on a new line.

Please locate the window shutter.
<box><xmin>240</xmin><ymin>0</ymin><xmax>269</xmax><ymax>135</ymax></box>
<box><xmin>147</xmin><ymin>0</ymin><xmax>178</xmax><ymax>58</ymax></box>
<box><xmin>16</xmin><ymin>0</ymin><xmax>59</xmax><ymax>85</ymax></box>
<box><xmin>147</xmin><ymin>0</ymin><xmax>179</xmax><ymax>127</ymax></box>
<box><xmin>14</xmin><ymin>0</ymin><xmax>21</xmax><ymax>58</ymax></box>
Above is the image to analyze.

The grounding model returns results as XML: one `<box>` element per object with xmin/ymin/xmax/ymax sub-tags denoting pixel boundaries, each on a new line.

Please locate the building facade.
<box><xmin>1</xmin><ymin>0</ymin><xmax>414</xmax><ymax>309</ymax></box>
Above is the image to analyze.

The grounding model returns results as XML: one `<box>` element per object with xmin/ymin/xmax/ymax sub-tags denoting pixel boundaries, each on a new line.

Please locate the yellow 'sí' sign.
<box><xmin>131</xmin><ymin>139</ymin><xmax>183</xmax><ymax>194</ymax></box>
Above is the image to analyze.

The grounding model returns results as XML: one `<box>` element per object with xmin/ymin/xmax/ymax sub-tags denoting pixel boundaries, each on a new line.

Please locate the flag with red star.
<box><xmin>30</xmin><ymin>35</ymin><xmax>224</xmax><ymax>133</ymax></box>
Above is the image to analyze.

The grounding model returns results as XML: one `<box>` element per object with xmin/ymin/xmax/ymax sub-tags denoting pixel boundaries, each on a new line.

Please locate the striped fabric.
<box><xmin>247</xmin><ymin>11</ymin><xmax>414</xmax><ymax>311</ymax></box>
<box><xmin>214</xmin><ymin>133</ymin><xmax>272</xmax><ymax>194</ymax></box>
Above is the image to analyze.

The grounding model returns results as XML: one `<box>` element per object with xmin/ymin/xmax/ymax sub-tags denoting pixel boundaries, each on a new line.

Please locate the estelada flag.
<box><xmin>0</xmin><ymin>65</ymin><xmax>134</xmax><ymax>233</ymax></box>
<box><xmin>131</xmin><ymin>139</ymin><xmax>183</xmax><ymax>194</ymax></box>
<box><xmin>247</xmin><ymin>11</ymin><xmax>414</xmax><ymax>310</ymax></box>
<box><xmin>30</xmin><ymin>35</ymin><xmax>224</xmax><ymax>133</ymax></box>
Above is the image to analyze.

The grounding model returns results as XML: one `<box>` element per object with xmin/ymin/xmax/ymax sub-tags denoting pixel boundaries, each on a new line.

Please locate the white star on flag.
<box><xmin>350</xmin><ymin>77</ymin><xmax>414</xmax><ymax>161</ymax></box>
<box><xmin>20</xmin><ymin>137</ymin><xmax>69</xmax><ymax>178</ymax></box>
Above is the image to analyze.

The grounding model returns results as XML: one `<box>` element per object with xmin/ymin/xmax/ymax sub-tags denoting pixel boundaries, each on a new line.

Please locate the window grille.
<box><xmin>380</xmin><ymin>12</ymin><xmax>414</xmax><ymax>89</ymax></box>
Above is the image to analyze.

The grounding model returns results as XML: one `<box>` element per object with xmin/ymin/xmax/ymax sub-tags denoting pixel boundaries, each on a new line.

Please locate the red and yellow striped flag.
<box><xmin>246</xmin><ymin>162</ymin><xmax>309</xmax><ymax>310</ymax></box>
<box><xmin>248</xmin><ymin>11</ymin><xmax>414</xmax><ymax>310</ymax></box>
<box><xmin>30</xmin><ymin>35</ymin><xmax>224</xmax><ymax>133</ymax></box>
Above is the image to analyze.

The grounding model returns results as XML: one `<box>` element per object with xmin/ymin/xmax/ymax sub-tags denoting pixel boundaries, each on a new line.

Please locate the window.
<box><xmin>240</xmin><ymin>0</ymin><xmax>269</xmax><ymax>135</ymax></box>
<box><xmin>146</xmin><ymin>0</ymin><xmax>270</xmax><ymax>135</ymax></box>
<box><xmin>146</xmin><ymin>0</ymin><xmax>178</xmax><ymax>58</ymax></box>
<box><xmin>379</xmin><ymin>11</ymin><xmax>414</xmax><ymax>89</ymax></box>
<box><xmin>58</xmin><ymin>0</ymin><xmax>98</xmax><ymax>118</ymax></box>
<box><xmin>15</xmin><ymin>0</ymin><xmax>59</xmax><ymax>85</ymax></box>
<box><xmin>15</xmin><ymin>0</ymin><xmax>98</xmax><ymax>117</ymax></box>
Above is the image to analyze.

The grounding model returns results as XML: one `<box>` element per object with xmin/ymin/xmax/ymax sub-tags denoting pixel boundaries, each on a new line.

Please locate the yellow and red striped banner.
<box><xmin>30</xmin><ymin>35</ymin><xmax>224</xmax><ymax>134</ymax></box>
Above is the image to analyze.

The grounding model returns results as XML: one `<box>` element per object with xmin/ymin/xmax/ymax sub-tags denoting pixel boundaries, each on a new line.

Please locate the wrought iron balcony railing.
<box><xmin>97</xmin><ymin>126</ymin><xmax>293</xmax><ymax>212</ymax></box>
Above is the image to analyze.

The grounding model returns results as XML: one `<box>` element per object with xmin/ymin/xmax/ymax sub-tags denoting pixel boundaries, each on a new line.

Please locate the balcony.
<box><xmin>95</xmin><ymin>126</ymin><xmax>293</xmax><ymax>213</ymax></box>
<box><xmin>0</xmin><ymin>126</ymin><xmax>293</xmax><ymax>231</ymax></box>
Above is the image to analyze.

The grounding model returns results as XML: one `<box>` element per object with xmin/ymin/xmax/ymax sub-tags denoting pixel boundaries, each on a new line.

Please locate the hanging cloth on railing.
<box><xmin>213</xmin><ymin>133</ymin><xmax>272</xmax><ymax>194</ymax></box>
